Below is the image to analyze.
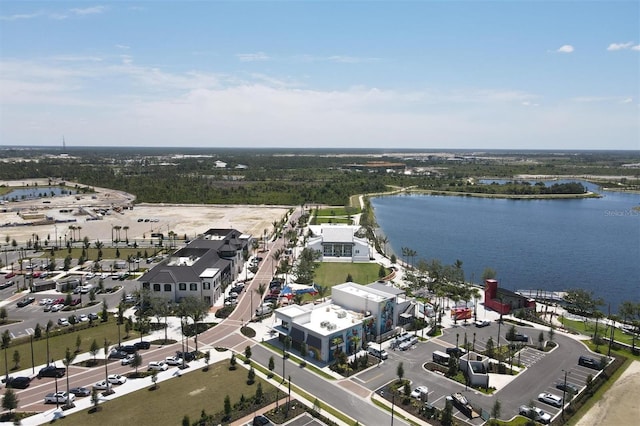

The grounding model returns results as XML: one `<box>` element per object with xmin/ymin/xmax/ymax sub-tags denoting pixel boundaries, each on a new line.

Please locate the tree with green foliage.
<box><xmin>255</xmin><ymin>382</ymin><xmax>263</xmax><ymax>403</ymax></box>
<box><xmin>396</xmin><ymin>362</ymin><xmax>404</xmax><ymax>384</ymax></box>
<box><xmin>491</xmin><ymin>399</ymin><xmax>502</xmax><ymax>425</ymax></box>
<box><xmin>268</xmin><ymin>356</ymin><xmax>275</xmax><ymax>377</ymax></box>
<box><xmin>244</xmin><ymin>345</ymin><xmax>252</xmax><ymax>363</ymax></box>
<box><xmin>63</xmin><ymin>347</ymin><xmax>76</xmax><ymax>408</ymax></box>
<box><xmin>378</xmin><ymin>264</ymin><xmax>387</xmax><ymax>279</ymax></box>
<box><xmin>441</xmin><ymin>398</ymin><xmax>454</xmax><ymax>426</ymax></box>
<box><xmin>2</xmin><ymin>330</ymin><xmax>11</xmax><ymax>382</ymax></box>
<box><xmin>247</xmin><ymin>366</ymin><xmax>255</xmax><ymax>384</ymax></box>
<box><xmin>0</xmin><ymin>307</ymin><xmax>7</xmax><ymax>323</ymax></box>
<box><xmin>229</xmin><ymin>353</ymin><xmax>237</xmax><ymax>370</ymax></box>
<box><xmin>482</xmin><ymin>267</ymin><xmax>497</xmax><ymax>281</ymax></box>
<box><xmin>12</xmin><ymin>350</ymin><xmax>20</xmax><ymax>370</ymax></box>
<box><xmin>90</xmin><ymin>339</ymin><xmax>99</xmax><ymax>365</ymax></box>
<box><xmin>224</xmin><ymin>395</ymin><xmax>232</xmax><ymax>420</ymax></box>
<box><xmin>2</xmin><ymin>388</ymin><xmax>18</xmax><ymax>415</ymax></box>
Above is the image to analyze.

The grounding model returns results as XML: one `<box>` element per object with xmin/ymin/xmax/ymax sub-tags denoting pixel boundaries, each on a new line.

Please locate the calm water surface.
<box><xmin>371</xmin><ymin>187</ymin><xmax>640</xmax><ymax>312</ymax></box>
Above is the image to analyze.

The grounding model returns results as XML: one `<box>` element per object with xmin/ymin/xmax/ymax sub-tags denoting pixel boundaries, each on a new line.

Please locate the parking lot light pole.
<box><xmin>561</xmin><ymin>369</ymin><xmax>569</xmax><ymax>417</ymax></box>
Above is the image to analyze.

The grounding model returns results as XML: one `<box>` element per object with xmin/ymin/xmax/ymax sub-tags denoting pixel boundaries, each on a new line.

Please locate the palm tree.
<box><xmin>103</xmin><ymin>339</ymin><xmax>113</xmax><ymax>394</ymax></box>
<box><xmin>123</xmin><ymin>226</ymin><xmax>129</xmax><ymax>242</ymax></box>
<box><xmin>76</xmin><ymin>225</ymin><xmax>82</xmax><ymax>242</ymax></box>
<box><xmin>1</xmin><ymin>330</ymin><xmax>11</xmax><ymax>383</ymax></box>
<box><xmin>63</xmin><ymin>347</ymin><xmax>76</xmax><ymax>408</ymax></box>
<box><xmin>45</xmin><ymin>320</ymin><xmax>53</xmax><ymax>365</ymax></box>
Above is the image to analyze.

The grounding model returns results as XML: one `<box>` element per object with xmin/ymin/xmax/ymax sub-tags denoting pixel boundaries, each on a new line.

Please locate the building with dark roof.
<box><xmin>140</xmin><ymin>228</ymin><xmax>250</xmax><ymax>306</ymax></box>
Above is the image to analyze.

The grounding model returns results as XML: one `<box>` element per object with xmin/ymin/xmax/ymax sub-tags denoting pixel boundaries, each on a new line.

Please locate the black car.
<box><xmin>253</xmin><ymin>415</ymin><xmax>273</xmax><ymax>426</ymax></box>
<box><xmin>0</xmin><ymin>280</ymin><xmax>14</xmax><ymax>290</ymax></box>
<box><xmin>578</xmin><ymin>355</ymin><xmax>602</xmax><ymax>370</ymax></box>
<box><xmin>6</xmin><ymin>376</ymin><xmax>31</xmax><ymax>389</ymax></box>
<box><xmin>116</xmin><ymin>345</ymin><xmax>138</xmax><ymax>354</ymax></box>
<box><xmin>38</xmin><ymin>365</ymin><xmax>66</xmax><ymax>378</ymax></box>
<box><xmin>134</xmin><ymin>341</ymin><xmax>151</xmax><ymax>350</ymax></box>
<box><xmin>176</xmin><ymin>351</ymin><xmax>197</xmax><ymax>362</ymax></box>
<box><xmin>446</xmin><ymin>347</ymin><xmax>467</xmax><ymax>358</ymax></box>
<box><xmin>556</xmin><ymin>382</ymin><xmax>580</xmax><ymax>395</ymax></box>
<box><xmin>108</xmin><ymin>350</ymin><xmax>129</xmax><ymax>359</ymax></box>
<box><xmin>69</xmin><ymin>386</ymin><xmax>91</xmax><ymax>397</ymax></box>
<box><xmin>16</xmin><ymin>297</ymin><xmax>36</xmax><ymax>307</ymax></box>
<box><xmin>507</xmin><ymin>332</ymin><xmax>529</xmax><ymax>342</ymax></box>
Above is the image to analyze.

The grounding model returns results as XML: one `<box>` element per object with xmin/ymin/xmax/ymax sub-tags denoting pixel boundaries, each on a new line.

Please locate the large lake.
<box><xmin>371</xmin><ymin>184</ymin><xmax>640</xmax><ymax>313</ymax></box>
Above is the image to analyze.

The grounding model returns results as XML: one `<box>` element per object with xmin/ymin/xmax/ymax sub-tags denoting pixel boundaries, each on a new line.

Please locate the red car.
<box><xmin>5</xmin><ymin>272</ymin><xmax>16</xmax><ymax>279</ymax></box>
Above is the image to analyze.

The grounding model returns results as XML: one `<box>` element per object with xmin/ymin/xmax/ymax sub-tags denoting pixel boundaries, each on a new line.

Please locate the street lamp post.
<box><xmin>30</xmin><ymin>333</ymin><xmax>35</xmax><ymax>374</ymax></box>
<box><xmin>561</xmin><ymin>370</ymin><xmax>570</xmax><ymax>417</ymax></box>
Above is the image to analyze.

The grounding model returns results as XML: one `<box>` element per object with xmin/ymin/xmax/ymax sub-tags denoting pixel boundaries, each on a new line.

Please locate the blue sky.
<box><xmin>1</xmin><ymin>1</ymin><xmax>638</xmax><ymax>150</ymax></box>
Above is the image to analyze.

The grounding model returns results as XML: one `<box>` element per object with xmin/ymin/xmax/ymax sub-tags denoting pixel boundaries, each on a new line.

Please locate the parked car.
<box><xmin>108</xmin><ymin>374</ymin><xmax>127</xmax><ymax>385</ymax></box>
<box><xmin>508</xmin><ymin>333</ymin><xmax>529</xmax><ymax>342</ymax></box>
<box><xmin>108</xmin><ymin>350</ymin><xmax>128</xmax><ymax>359</ymax></box>
<box><xmin>16</xmin><ymin>297</ymin><xmax>36</xmax><ymax>307</ymax></box>
<box><xmin>43</xmin><ymin>304</ymin><xmax>53</xmax><ymax>312</ymax></box>
<box><xmin>5</xmin><ymin>376</ymin><xmax>31</xmax><ymax>389</ymax></box>
<box><xmin>252</xmin><ymin>415</ymin><xmax>273</xmax><ymax>426</ymax></box>
<box><xmin>121</xmin><ymin>354</ymin><xmax>138</xmax><ymax>365</ymax></box>
<box><xmin>556</xmin><ymin>382</ymin><xmax>580</xmax><ymax>395</ymax></box>
<box><xmin>165</xmin><ymin>356</ymin><xmax>183</xmax><ymax>366</ymax></box>
<box><xmin>148</xmin><ymin>361</ymin><xmax>168</xmax><ymax>371</ymax></box>
<box><xmin>410</xmin><ymin>385</ymin><xmax>429</xmax><ymax>399</ymax></box>
<box><xmin>538</xmin><ymin>392</ymin><xmax>563</xmax><ymax>407</ymax></box>
<box><xmin>51</xmin><ymin>303</ymin><xmax>65</xmax><ymax>312</ymax></box>
<box><xmin>38</xmin><ymin>365</ymin><xmax>66</xmax><ymax>378</ymax></box>
<box><xmin>88</xmin><ymin>312</ymin><xmax>99</xmax><ymax>321</ymax></box>
<box><xmin>44</xmin><ymin>391</ymin><xmax>75</xmax><ymax>404</ymax></box>
<box><xmin>57</xmin><ymin>318</ymin><xmax>70</xmax><ymax>327</ymax></box>
<box><xmin>176</xmin><ymin>351</ymin><xmax>197</xmax><ymax>361</ymax></box>
<box><xmin>519</xmin><ymin>405</ymin><xmax>551</xmax><ymax>424</ymax></box>
<box><xmin>367</xmin><ymin>345</ymin><xmax>388</xmax><ymax>360</ymax></box>
<box><xmin>578</xmin><ymin>355</ymin><xmax>602</xmax><ymax>370</ymax></box>
<box><xmin>69</xmin><ymin>387</ymin><xmax>91</xmax><ymax>397</ymax></box>
<box><xmin>78</xmin><ymin>314</ymin><xmax>89</xmax><ymax>322</ymax></box>
<box><xmin>93</xmin><ymin>380</ymin><xmax>111</xmax><ymax>390</ymax></box>
<box><xmin>474</xmin><ymin>320</ymin><xmax>491</xmax><ymax>327</ymax></box>
<box><xmin>446</xmin><ymin>347</ymin><xmax>467</xmax><ymax>357</ymax></box>
<box><xmin>116</xmin><ymin>345</ymin><xmax>138</xmax><ymax>354</ymax></box>
<box><xmin>39</xmin><ymin>298</ymin><xmax>54</xmax><ymax>306</ymax></box>
<box><xmin>134</xmin><ymin>341</ymin><xmax>151</xmax><ymax>350</ymax></box>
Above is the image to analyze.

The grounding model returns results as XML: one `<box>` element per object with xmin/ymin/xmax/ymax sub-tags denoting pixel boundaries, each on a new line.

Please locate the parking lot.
<box><xmin>354</xmin><ymin>320</ymin><xmax>607</xmax><ymax>424</ymax></box>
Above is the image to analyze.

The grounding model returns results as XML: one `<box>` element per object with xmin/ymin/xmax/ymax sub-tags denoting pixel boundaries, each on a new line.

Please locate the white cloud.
<box><xmin>0</xmin><ymin>11</ymin><xmax>43</xmax><ymax>21</ymax></box>
<box><xmin>236</xmin><ymin>52</ymin><xmax>270</xmax><ymax>62</ymax></box>
<box><xmin>607</xmin><ymin>42</ymin><xmax>640</xmax><ymax>51</ymax></box>
<box><xmin>297</xmin><ymin>54</ymin><xmax>380</xmax><ymax>63</ymax></box>
<box><xmin>115</xmin><ymin>45</ymin><xmax>130</xmax><ymax>50</ymax></box>
<box><xmin>556</xmin><ymin>45</ymin><xmax>574</xmax><ymax>53</ymax></box>
<box><xmin>69</xmin><ymin>6</ymin><xmax>107</xmax><ymax>16</ymax></box>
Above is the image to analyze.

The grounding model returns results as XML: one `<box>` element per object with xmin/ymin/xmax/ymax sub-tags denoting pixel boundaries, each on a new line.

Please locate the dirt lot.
<box><xmin>0</xmin><ymin>180</ymin><xmax>290</xmax><ymax>244</ymax></box>
<box><xmin>574</xmin><ymin>360</ymin><xmax>640</xmax><ymax>426</ymax></box>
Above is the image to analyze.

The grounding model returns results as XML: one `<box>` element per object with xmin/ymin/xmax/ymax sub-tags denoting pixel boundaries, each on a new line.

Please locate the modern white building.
<box><xmin>273</xmin><ymin>281</ymin><xmax>413</xmax><ymax>363</ymax></box>
<box><xmin>306</xmin><ymin>224</ymin><xmax>371</xmax><ymax>262</ymax></box>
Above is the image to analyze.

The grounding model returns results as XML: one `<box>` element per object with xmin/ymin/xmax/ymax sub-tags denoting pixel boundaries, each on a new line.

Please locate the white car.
<box><xmin>57</xmin><ymin>318</ymin><xmax>70</xmax><ymax>327</ymax></box>
<box><xmin>108</xmin><ymin>374</ymin><xmax>127</xmax><ymax>385</ymax></box>
<box><xmin>85</xmin><ymin>273</ymin><xmax>95</xmax><ymax>280</ymax></box>
<box><xmin>51</xmin><ymin>303</ymin><xmax>65</xmax><ymax>312</ymax></box>
<box><xmin>148</xmin><ymin>361</ymin><xmax>168</xmax><ymax>371</ymax></box>
<box><xmin>519</xmin><ymin>405</ymin><xmax>552</xmax><ymax>424</ymax></box>
<box><xmin>121</xmin><ymin>354</ymin><xmax>137</xmax><ymax>365</ymax></box>
<box><xmin>538</xmin><ymin>392</ymin><xmax>563</xmax><ymax>407</ymax></box>
<box><xmin>474</xmin><ymin>320</ymin><xmax>491</xmax><ymax>327</ymax></box>
<box><xmin>39</xmin><ymin>298</ymin><xmax>53</xmax><ymax>306</ymax></box>
<box><xmin>165</xmin><ymin>356</ymin><xmax>183</xmax><ymax>366</ymax></box>
<box><xmin>78</xmin><ymin>314</ymin><xmax>89</xmax><ymax>322</ymax></box>
<box><xmin>410</xmin><ymin>386</ymin><xmax>429</xmax><ymax>399</ymax></box>
<box><xmin>93</xmin><ymin>380</ymin><xmax>111</xmax><ymax>390</ymax></box>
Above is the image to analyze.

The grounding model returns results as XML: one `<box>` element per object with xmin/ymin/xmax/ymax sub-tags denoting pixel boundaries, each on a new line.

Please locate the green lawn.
<box><xmin>1</xmin><ymin>317</ymin><xmax>145</xmax><ymax>376</ymax></box>
<box><xmin>52</xmin><ymin>360</ymin><xmax>276</xmax><ymax>426</ymax></box>
<box><xmin>314</xmin><ymin>207</ymin><xmax>360</xmax><ymax>217</ymax></box>
<box><xmin>314</xmin><ymin>262</ymin><xmax>385</xmax><ymax>288</ymax></box>
<box><xmin>560</xmin><ymin>317</ymin><xmax>636</xmax><ymax>346</ymax></box>
<box><xmin>314</xmin><ymin>217</ymin><xmax>353</xmax><ymax>224</ymax></box>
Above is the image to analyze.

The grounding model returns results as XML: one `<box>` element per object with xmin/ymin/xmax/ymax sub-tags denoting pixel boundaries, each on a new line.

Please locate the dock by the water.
<box><xmin>516</xmin><ymin>289</ymin><xmax>567</xmax><ymax>303</ymax></box>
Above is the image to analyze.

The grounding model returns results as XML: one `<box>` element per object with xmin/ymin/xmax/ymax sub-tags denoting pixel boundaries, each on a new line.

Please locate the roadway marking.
<box><xmin>353</xmin><ymin>372</ymin><xmax>384</xmax><ymax>384</ymax></box>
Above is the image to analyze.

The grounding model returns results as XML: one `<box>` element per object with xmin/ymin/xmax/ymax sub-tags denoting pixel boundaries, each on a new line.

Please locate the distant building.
<box><xmin>214</xmin><ymin>160</ymin><xmax>227</xmax><ymax>168</ymax></box>
<box><xmin>306</xmin><ymin>224</ymin><xmax>371</xmax><ymax>262</ymax></box>
<box><xmin>140</xmin><ymin>228</ymin><xmax>250</xmax><ymax>306</ymax></box>
<box><xmin>484</xmin><ymin>279</ymin><xmax>535</xmax><ymax>315</ymax></box>
<box><xmin>273</xmin><ymin>281</ymin><xmax>413</xmax><ymax>363</ymax></box>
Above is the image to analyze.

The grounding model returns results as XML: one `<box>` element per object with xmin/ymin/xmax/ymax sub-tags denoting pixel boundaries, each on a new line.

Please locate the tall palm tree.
<box><xmin>63</xmin><ymin>347</ymin><xmax>76</xmax><ymax>408</ymax></box>
<box><xmin>1</xmin><ymin>330</ymin><xmax>11</xmax><ymax>383</ymax></box>
<box><xmin>123</xmin><ymin>226</ymin><xmax>129</xmax><ymax>242</ymax></box>
<box><xmin>46</xmin><ymin>320</ymin><xmax>53</xmax><ymax>365</ymax></box>
<box><xmin>103</xmin><ymin>339</ymin><xmax>112</xmax><ymax>394</ymax></box>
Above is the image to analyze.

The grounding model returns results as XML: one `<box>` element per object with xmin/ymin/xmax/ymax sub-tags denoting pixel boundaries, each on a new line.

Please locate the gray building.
<box><xmin>140</xmin><ymin>228</ymin><xmax>250</xmax><ymax>306</ymax></box>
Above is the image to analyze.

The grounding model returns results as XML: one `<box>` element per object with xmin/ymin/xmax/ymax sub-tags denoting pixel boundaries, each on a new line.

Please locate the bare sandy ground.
<box><xmin>0</xmin><ymin>181</ymin><xmax>290</xmax><ymax>244</ymax></box>
<box><xmin>574</xmin><ymin>360</ymin><xmax>640</xmax><ymax>426</ymax></box>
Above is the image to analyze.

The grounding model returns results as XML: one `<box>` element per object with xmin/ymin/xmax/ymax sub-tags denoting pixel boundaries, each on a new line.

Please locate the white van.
<box><xmin>367</xmin><ymin>345</ymin><xmax>389</xmax><ymax>360</ymax></box>
<box><xmin>255</xmin><ymin>306</ymin><xmax>273</xmax><ymax>317</ymax></box>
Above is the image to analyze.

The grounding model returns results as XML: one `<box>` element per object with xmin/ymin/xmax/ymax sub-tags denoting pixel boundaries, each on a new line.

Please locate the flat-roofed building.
<box><xmin>306</xmin><ymin>224</ymin><xmax>371</xmax><ymax>262</ymax></box>
<box><xmin>274</xmin><ymin>281</ymin><xmax>413</xmax><ymax>363</ymax></box>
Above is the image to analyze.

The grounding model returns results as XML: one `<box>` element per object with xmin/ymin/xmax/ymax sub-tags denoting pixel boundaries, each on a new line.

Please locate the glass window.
<box><xmin>153</xmin><ymin>284</ymin><xmax>160</xmax><ymax>292</ymax></box>
<box><xmin>190</xmin><ymin>283</ymin><xmax>197</xmax><ymax>291</ymax></box>
<box><xmin>164</xmin><ymin>284</ymin><xmax>171</xmax><ymax>292</ymax></box>
<box><xmin>179</xmin><ymin>283</ymin><xmax>186</xmax><ymax>291</ymax></box>
<box><xmin>203</xmin><ymin>282</ymin><xmax>211</xmax><ymax>290</ymax></box>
